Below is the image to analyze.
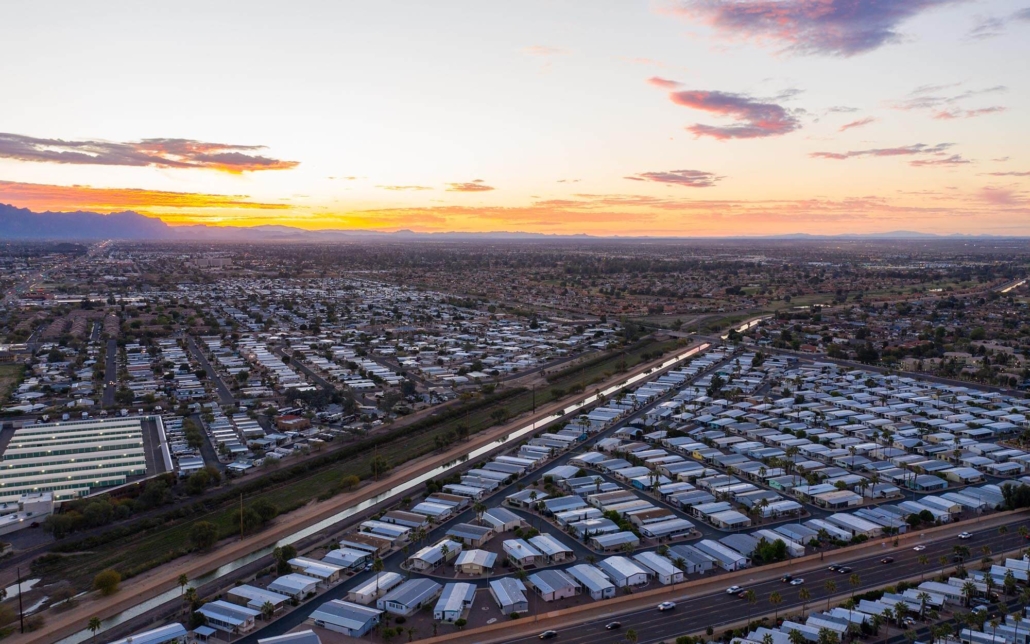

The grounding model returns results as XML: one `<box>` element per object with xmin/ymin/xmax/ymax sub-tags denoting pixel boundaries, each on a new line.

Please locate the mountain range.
<box><xmin>0</xmin><ymin>203</ymin><xmax>1016</xmax><ymax>241</ymax></box>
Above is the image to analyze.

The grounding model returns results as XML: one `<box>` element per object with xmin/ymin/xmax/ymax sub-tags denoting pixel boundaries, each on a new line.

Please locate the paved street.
<box><xmin>186</xmin><ymin>334</ymin><xmax>235</xmax><ymax>405</ymax></box>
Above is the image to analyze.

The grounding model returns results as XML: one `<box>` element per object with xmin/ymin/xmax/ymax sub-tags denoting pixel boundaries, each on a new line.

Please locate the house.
<box><xmin>666</xmin><ymin>544</ymin><xmax>715</xmax><ymax>574</ymax></box>
<box><xmin>108</xmin><ymin>624</ymin><xmax>189</xmax><ymax>644</ymax></box>
<box><xmin>227</xmin><ymin>585</ymin><xmax>291</xmax><ymax>614</ymax></box>
<box><xmin>489</xmin><ymin>577</ymin><xmax>529</xmax><ymax>614</ymax></box>
<box><xmin>483</xmin><ymin>506</ymin><xmax>525</xmax><ymax>531</ymax></box>
<box><xmin>633</xmin><ymin>551</ymin><xmax>685</xmax><ymax>584</ymax></box>
<box><xmin>346</xmin><ymin>572</ymin><xmax>403</xmax><ymax>605</ymax></box>
<box><xmin>322</xmin><ymin>547</ymin><xmax>371</xmax><ymax>570</ymax></box>
<box><xmin>454</xmin><ymin>549</ymin><xmax>498</xmax><ymax>575</ymax></box>
<box><xmin>433</xmin><ymin>582</ymin><xmax>476</xmax><ymax>622</ymax></box>
<box><xmin>528</xmin><ymin>533</ymin><xmax>573</xmax><ymax>563</ymax></box>
<box><xmin>268</xmin><ymin>573</ymin><xmax>320</xmax><ymax>600</ymax></box>
<box><xmin>694</xmin><ymin>539</ymin><xmax>749</xmax><ymax>571</ymax></box>
<box><xmin>503</xmin><ymin>539</ymin><xmax>544</xmax><ymax>567</ymax></box>
<box><xmin>597</xmin><ymin>556</ymin><xmax>651</xmax><ymax>587</ymax></box>
<box><xmin>589</xmin><ymin>531</ymin><xmax>640</xmax><ymax>552</ymax></box>
<box><xmin>257</xmin><ymin>631</ymin><xmax>322</xmax><ymax>644</ymax></box>
<box><xmin>407</xmin><ymin>539</ymin><xmax>462</xmax><ymax>571</ymax></box>
<box><xmin>445</xmin><ymin>523</ymin><xmax>495</xmax><ymax>548</ymax></box>
<box><xmin>309</xmin><ymin>599</ymin><xmax>382</xmax><ymax>637</ymax></box>
<box><xmin>376</xmin><ymin>578</ymin><xmax>443</xmax><ymax>616</ymax></box>
<box><xmin>289</xmin><ymin>557</ymin><xmax>343</xmax><ymax>585</ymax></box>
<box><xmin>196</xmin><ymin>600</ymin><xmax>260</xmax><ymax>635</ymax></box>
<box><xmin>566</xmin><ymin>564</ymin><xmax>617</xmax><ymax>600</ymax></box>
<box><xmin>528</xmin><ymin>569</ymin><xmax>582</xmax><ymax>601</ymax></box>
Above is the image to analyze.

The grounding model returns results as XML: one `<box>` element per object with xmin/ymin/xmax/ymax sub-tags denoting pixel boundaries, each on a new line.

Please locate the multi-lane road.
<box><xmin>495</xmin><ymin>518</ymin><xmax>1030</xmax><ymax>644</ymax></box>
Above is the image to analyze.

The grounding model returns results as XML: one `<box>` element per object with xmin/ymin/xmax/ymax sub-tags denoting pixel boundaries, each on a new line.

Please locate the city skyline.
<box><xmin>1</xmin><ymin>0</ymin><xmax>1028</xmax><ymax>236</ymax></box>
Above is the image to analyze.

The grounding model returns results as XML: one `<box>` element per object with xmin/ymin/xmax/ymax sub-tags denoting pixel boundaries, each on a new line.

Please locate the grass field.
<box><xmin>37</xmin><ymin>337</ymin><xmax>683</xmax><ymax>588</ymax></box>
<box><xmin>0</xmin><ymin>363</ymin><xmax>25</xmax><ymax>404</ymax></box>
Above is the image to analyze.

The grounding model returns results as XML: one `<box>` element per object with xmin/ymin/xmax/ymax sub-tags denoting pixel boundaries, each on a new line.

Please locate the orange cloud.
<box><xmin>0</xmin><ymin>180</ymin><xmax>289</xmax><ymax>213</ymax></box>
<box><xmin>0</xmin><ymin>133</ymin><xmax>298</xmax><ymax>173</ymax></box>
<box><xmin>446</xmin><ymin>180</ymin><xmax>495</xmax><ymax>192</ymax></box>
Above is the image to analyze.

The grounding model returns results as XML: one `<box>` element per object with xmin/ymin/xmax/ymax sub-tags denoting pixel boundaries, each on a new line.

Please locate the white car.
<box><xmin>958</xmin><ymin>532</ymin><xmax>973</xmax><ymax>540</ymax></box>
<box><xmin>790</xmin><ymin>578</ymin><xmax>805</xmax><ymax>586</ymax></box>
<box><xmin>913</xmin><ymin>545</ymin><xmax>926</xmax><ymax>551</ymax></box>
<box><xmin>657</xmin><ymin>601</ymin><xmax>676</xmax><ymax>612</ymax></box>
<box><xmin>726</xmin><ymin>585</ymin><xmax>743</xmax><ymax>594</ymax></box>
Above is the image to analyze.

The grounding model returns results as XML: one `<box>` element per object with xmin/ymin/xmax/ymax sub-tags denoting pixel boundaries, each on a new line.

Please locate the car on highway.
<box><xmin>726</xmin><ymin>585</ymin><xmax>743</xmax><ymax>595</ymax></box>
<box><xmin>827</xmin><ymin>564</ymin><xmax>841</xmax><ymax>572</ymax></box>
<box><xmin>913</xmin><ymin>545</ymin><xmax>926</xmax><ymax>551</ymax></box>
<box><xmin>790</xmin><ymin>578</ymin><xmax>805</xmax><ymax>586</ymax></box>
<box><xmin>958</xmin><ymin>531</ymin><xmax>973</xmax><ymax>540</ymax></box>
<box><xmin>903</xmin><ymin>617</ymin><xmax>917</xmax><ymax>626</ymax></box>
<box><xmin>606</xmin><ymin>622</ymin><xmax>622</xmax><ymax>630</ymax></box>
<box><xmin>836</xmin><ymin>566</ymin><xmax>853</xmax><ymax>574</ymax></box>
<box><xmin>781</xmin><ymin>574</ymin><xmax>793</xmax><ymax>582</ymax></box>
<box><xmin>657</xmin><ymin>602</ymin><xmax>676</xmax><ymax>612</ymax></box>
<box><xmin>880</xmin><ymin>557</ymin><xmax>894</xmax><ymax>564</ymax></box>
<box><xmin>539</xmin><ymin>631</ymin><xmax>559</xmax><ymax>640</ymax></box>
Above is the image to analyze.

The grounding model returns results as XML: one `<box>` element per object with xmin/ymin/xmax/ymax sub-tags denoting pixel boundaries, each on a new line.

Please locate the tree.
<box><xmin>370</xmin><ymin>454</ymin><xmax>391</xmax><ymax>480</ymax></box>
<box><xmin>918</xmin><ymin>554</ymin><xmax>929</xmax><ymax>580</ymax></box>
<box><xmin>799</xmin><ymin>587</ymin><xmax>811</xmax><ymax>618</ymax></box>
<box><xmin>261</xmin><ymin>601</ymin><xmax>275</xmax><ymax>621</ymax></box>
<box><xmin>824</xmin><ymin>579</ymin><xmax>837</xmax><ymax>611</ymax></box>
<box><xmin>252</xmin><ymin>498</ymin><xmax>279</xmax><ymax>523</ymax></box>
<box><xmin>849</xmin><ymin>573</ymin><xmax>861</xmax><ymax>598</ymax></box>
<box><xmin>93</xmin><ymin>569</ymin><xmax>122</xmax><ymax>596</ymax></box>
<box><xmin>769</xmin><ymin>591</ymin><xmax>783</xmax><ymax>622</ymax></box>
<box><xmin>917</xmin><ymin>591</ymin><xmax>931</xmax><ymax>618</ymax></box>
<box><xmin>178</xmin><ymin>574</ymin><xmax>189</xmax><ymax>598</ymax></box>
<box><xmin>341</xmin><ymin>474</ymin><xmax>361</xmax><ymax>491</ymax></box>
<box><xmin>189</xmin><ymin>521</ymin><xmax>219</xmax><ymax>550</ymax></box>
<box><xmin>745</xmin><ymin>589</ymin><xmax>758</xmax><ymax>625</ymax></box>
<box><xmin>625</xmin><ymin>629</ymin><xmax>638</xmax><ymax>644</ymax></box>
<box><xmin>88</xmin><ymin>616</ymin><xmax>102</xmax><ymax>643</ymax></box>
<box><xmin>789</xmin><ymin>628</ymin><xmax>807</xmax><ymax>644</ymax></box>
<box><xmin>962</xmin><ymin>580</ymin><xmax>978</xmax><ymax>607</ymax></box>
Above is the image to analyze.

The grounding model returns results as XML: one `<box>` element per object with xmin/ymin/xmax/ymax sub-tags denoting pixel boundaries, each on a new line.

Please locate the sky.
<box><xmin>1</xmin><ymin>0</ymin><xmax>1028</xmax><ymax>236</ymax></box>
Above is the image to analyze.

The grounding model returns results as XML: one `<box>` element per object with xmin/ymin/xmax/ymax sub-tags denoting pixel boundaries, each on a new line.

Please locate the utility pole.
<box><xmin>532</xmin><ymin>385</ymin><xmax>535</xmax><ymax>413</ymax></box>
<box><xmin>17</xmin><ymin>566</ymin><xmax>24</xmax><ymax>633</ymax></box>
<box><xmin>239</xmin><ymin>493</ymin><xmax>244</xmax><ymax>540</ymax></box>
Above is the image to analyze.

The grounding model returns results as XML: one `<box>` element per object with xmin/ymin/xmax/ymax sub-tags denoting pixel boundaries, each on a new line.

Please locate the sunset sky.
<box><xmin>1</xmin><ymin>0</ymin><xmax>1028</xmax><ymax>236</ymax></box>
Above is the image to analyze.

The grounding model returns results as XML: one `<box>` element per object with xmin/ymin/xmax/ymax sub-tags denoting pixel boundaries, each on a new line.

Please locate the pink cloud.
<box><xmin>811</xmin><ymin>143</ymin><xmax>953</xmax><ymax>160</ymax></box>
<box><xmin>624</xmin><ymin>169</ymin><xmax>723</xmax><ymax>188</ymax></box>
<box><xmin>647</xmin><ymin>76</ymin><xmax>683</xmax><ymax>89</ymax></box>
<box><xmin>933</xmin><ymin>106</ymin><xmax>1006</xmax><ymax>119</ymax></box>
<box><xmin>838</xmin><ymin>117</ymin><xmax>877</xmax><ymax>132</ymax></box>
<box><xmin>666</xmin><ymin>89</ymin><xmax>802</xmax><ymax>139</ymax></box>
<box><xmin>909</xmin><ymin>155</ymin><xmax>971</xmax><ymax>167</ymax></box>
<box><xmin>672</xmin><ymin>0</ymin><xmax>960</xmax><ymax>57</ymax></box>
<box><xmin>446</xmin><ymin>180</ymin><xmax>495</xmax><ymax>193</ymax></box>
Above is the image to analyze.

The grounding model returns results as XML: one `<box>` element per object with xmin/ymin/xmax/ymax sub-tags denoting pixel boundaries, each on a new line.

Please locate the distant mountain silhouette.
<box><xmin>0</xmin><ymin>203</ymin><xmax>174</xmax><ymax>240</ymax></box>
<box><xmin>0</xmin><ymin>203</ymin><xmax>1015</xmax><ymax>241</ymax></box>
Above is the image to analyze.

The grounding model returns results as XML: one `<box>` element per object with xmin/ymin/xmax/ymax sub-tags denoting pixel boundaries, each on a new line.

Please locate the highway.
<box><xmin>495</xmin><ymin>518</ymin><xmax>1030</xmax><ymax>644</ymax></box>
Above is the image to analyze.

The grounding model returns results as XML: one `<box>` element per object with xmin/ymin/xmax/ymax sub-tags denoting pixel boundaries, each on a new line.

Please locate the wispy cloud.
<box><xmin>891</xmin><ymin>84</ymin><xmax>1007</xmax><ymax>114</ymax></box>
<box><xmin>838</xmin><ymin>117</ymin><xmax>877</xmax><ymax>132</ymax></box>
<box><xmin>933</xmin><ymin>106</ymin><xmax>1006</xmax><ymax>120</ymax></box>
<box><xmin>811</xmin><ymin>143</ymin><xmax>970</xmax><ymax>167</ymax></box>
<box><xmin>446</xmin><ymin>180</ymin><xmax>495</xmax><ymax>192</ymax></box>
<box><xmin>0</xmin><ymin>180</ymin><xmax>290</xmax><ymax>212</ymax></box>
<box><xmin>671</xmin><ymin>0</ymin><xmax>960</xmax><ymax>57</ymax></box>
<box><xmin>967</xmin><ymin>7</ymin><xmax>1030</xmax><ymax>40</ymax></box>
<box><xmin>377</xmin><ymin>185</ymin><xmax>433</xmax><ymax>191</ymax></box>
<box><xmin>0</xmin><ymin>132</ymin><xmax>299</xmax><ymax>173</ymax></box>
<box><xmin>983</xmin><ymin>171</ymin><xmax>1030</xmax><ymax>177</ymax></box>
<box><xmin>624</xmin><ymin>169</ymin><xmax>724</xmax><ymax>188</ymax></box>
<box><xmin>647</xmin><ymin>76</ymin><xmax>683</xmax><ymax>89</ymax></box>
<box><xmin>663</xmin><ymin>88</ymin><xmax>802</xmax><ymax>139</ymax></box>
<box><xmin>522</xmin><ymin>45</ymin><xmax>569</xmax><ymax>56</ymax></box>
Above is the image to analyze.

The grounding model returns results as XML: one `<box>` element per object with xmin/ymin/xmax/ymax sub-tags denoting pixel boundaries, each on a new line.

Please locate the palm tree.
<box><xmin>178</xmin><ymin>574</ymin><xmax>189</xmax><ymax>597</ymax></box>
<box><xmin>789</xmin><ymin>628</ymin><xmax>807</xmax><ymax>644</ymax></box>
<box><xmin>962</xmin><ymin>580</ymin><xmax>977</xmax><ymax>607</ymax></box>
<box><xmin>824</xmin><ymin>579</ymin><xmax>837</xmax><ymax>611</ymax></box>
<box><xmin>917</xmin><ymin>591</ymin><xmax>931</xmax><ymax>618</ymax></box>
<box><xmin>406</xmin><ymin>626</ymin><xmax>417</xmax><ymax>642</ymax></box>
<box><xmin>184</xmin><ymin>586</ymin><xmax>198</xmax><ymax>610</ymax></box>
<box><xmin>880</xmin><ymin>608</ymin><xmax>895</xmax><ymax>644</ymax></box>
<box><xmin>848</xmin><ymin>573</ymin><xmax>860</xmax><ymax>598</ymax></box>
<box><xmin>799</xmin><ymin>587</ymin><xmax>811</xmax><ymax>618</ymax></box>
<box><xmin>261</xmin><ymin>601</ymin><xmax>275</xmax><ymax>620</ymax></box>
<box><xmin>770</xmin><ymin>591</ymin><xmax>783</xmax><ymax>622</ymax></box>
<box><xmin>939</xmin><ymin>555</ymin><xmax>950</xmax><ymax>578</ymax></box>
<box><xmin>473</xmin><ymin>502</ymin><xmax>486</xmax><ymax>523</ymax></box>
<box><xmin>745</xmin><ymin>589</ymin><xmax>758</xmax><ymax>625</ymax></box>
<box><xmin>625</xmin><ymin>628</ymin><xmax>638</xmax><ymax>644</ymax></box>
<box><xmin>88</xmin><ymin>616</ymin><xmax>102</xmax><ymax>643</ymax></box>
<box><xmin>373</xmin><ymin>557</ymin><xmax>384</xmax><ymax>596</ymax></box>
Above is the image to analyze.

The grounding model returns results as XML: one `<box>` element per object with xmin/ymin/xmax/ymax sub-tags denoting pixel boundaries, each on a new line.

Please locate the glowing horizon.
<box><xmin>0</xmin><ymin>1</ymin><xmax>1027</xmax><ymax>236</ymax></box>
